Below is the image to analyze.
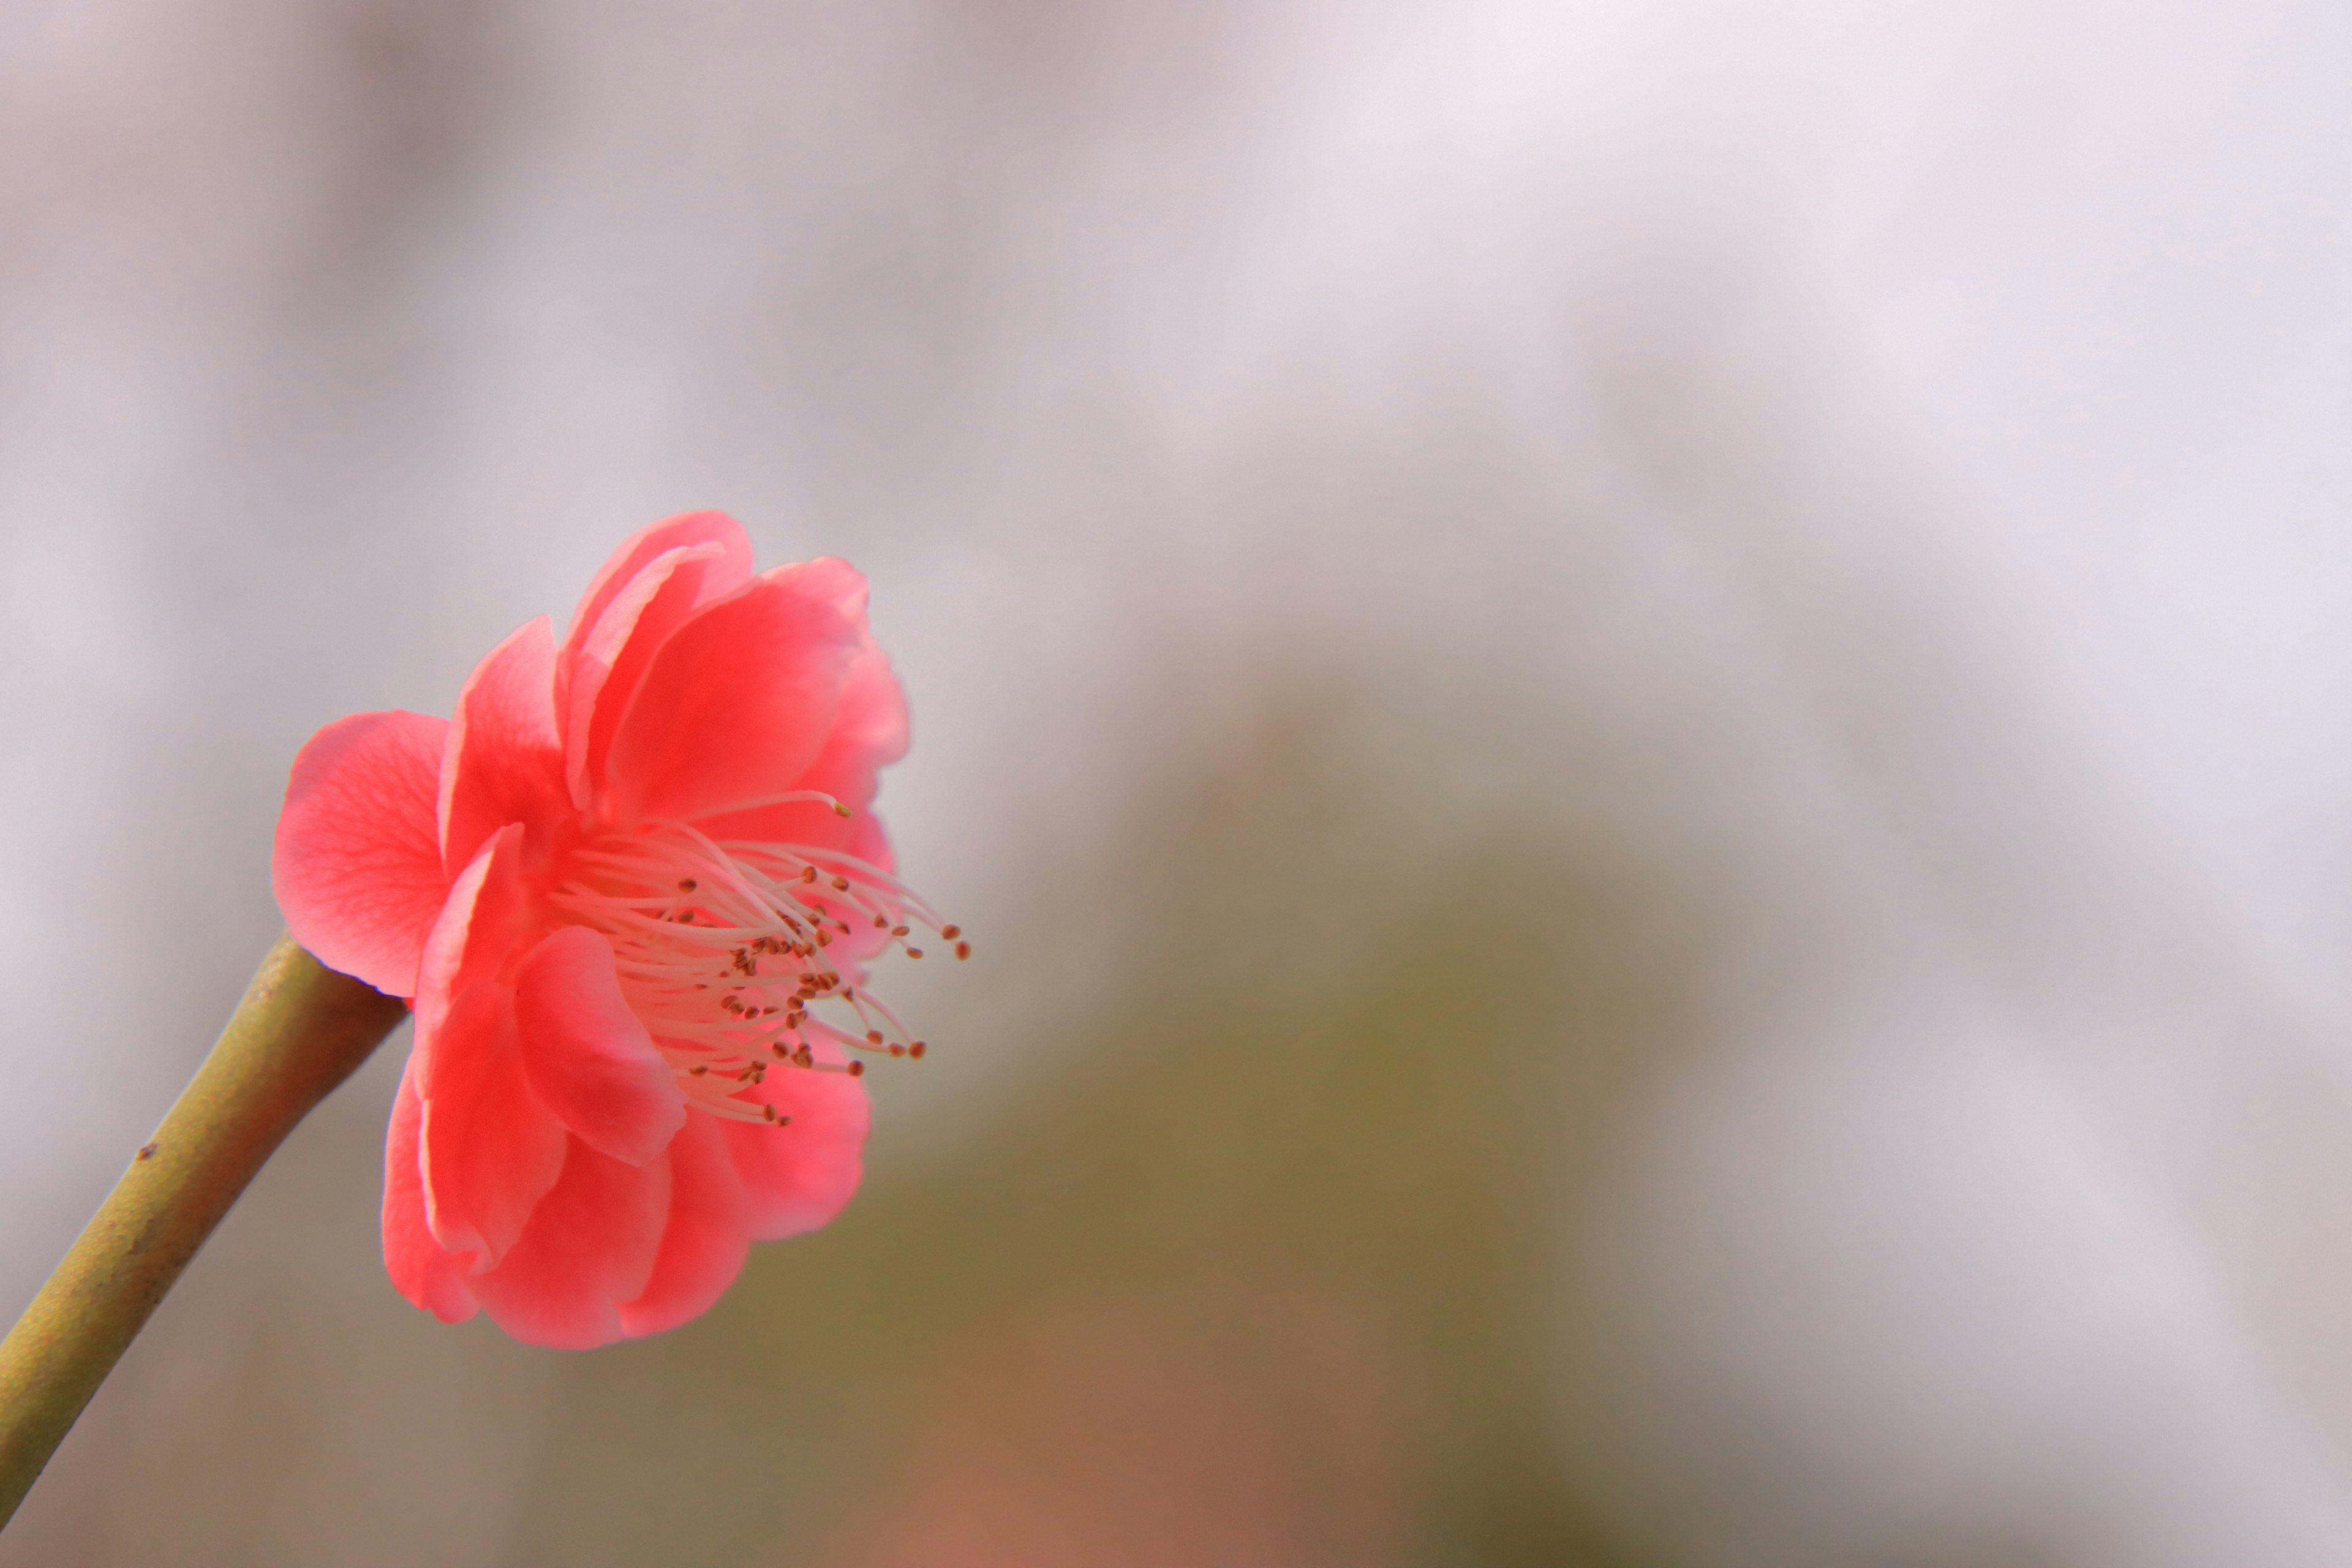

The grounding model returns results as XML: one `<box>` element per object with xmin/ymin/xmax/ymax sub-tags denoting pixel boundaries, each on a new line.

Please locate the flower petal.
<box><xmin>693</xmin><ymin>605</ymin><xmax>907</xmax><ymax>851</ymax></box>
<box><xmin>467</xmin><ymin>1136</ymin><xmax>673</xmax><ymax>1349</ymax></box>
<box><xmin>616</xmin><ymin>1112</ymin><xmax>752</xmax><ymax>1338</ymax></box>
<box><xmin>411</xmin><ymin>825</ymin><xmax>565</xmax><ymax>1268</ymax></box>
<box><xmin>382</xmin><ymin>1054</ymin><xmax>479</xmax><ymax>1322</ymax></box>
<box><xmin>600</xmin><ymin>558</ymin><xmax>873</xmax><ymax>826</ymax></box>
<box><xmin>804</xmin><ymin>593</ymin><xmax>910</xmax><ymax>782</ymax></box>
<box><xmin>412</xmin><ymin>824</ymin><xmax>533</xmax><ymax>1068</ymax></box>
<box><xmin>417</xmin><ymin>979</ymin><xmax>568</xmax><ymax>1268</ymax></box>
<box><xmin>438</xmin><ymin>617</ymin><xmax>566</xmax><ymax>878</ymax></box>
<box><xmin>692</xmin><ymin>619</ymin><xmax>907</xmax><ymax>971</ymax></box>
<box><xmin>724</xmin><ymin>1054</ymin><xmax>871</xmax><ymax>1240</ymax></box>
<box><xmin>273</xmin><ymin>709</ymin><xmax>450</xmax><ymax>997</ymax></box>
<box><xmin>560</xmin><ymin>541</ymin><xmax>740</xmax><ymax>813</ymax></box>
<box><xmin>512</xmin><ymin>925</ymin><xmax>687</xmax><ymax>1166</ymax></box>
<box><xmin>557</xmin><ymin>510</ymin><xmax>753</xmax><ymax>703</ymax></box>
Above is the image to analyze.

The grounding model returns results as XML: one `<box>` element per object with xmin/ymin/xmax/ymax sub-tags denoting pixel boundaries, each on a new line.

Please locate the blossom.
<box><xmin>273</xmin><ymin>513</ymin><xmax>955</xmax><ymax>1348</ymax></box>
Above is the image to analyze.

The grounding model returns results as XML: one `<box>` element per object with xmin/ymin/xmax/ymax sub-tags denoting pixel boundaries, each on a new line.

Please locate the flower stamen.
<box><xmin>549</xmin><ymin>820</ymin><xmax>956</xmax><ymax>1123</ymax></box>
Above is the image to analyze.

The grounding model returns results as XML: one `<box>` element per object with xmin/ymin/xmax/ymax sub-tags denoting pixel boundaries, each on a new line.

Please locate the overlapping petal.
<box><xmin>466</xmin><ymin>1137</ymin><xmax>674</xmax><ymax>1349</ymax></box>
<box><xmin>513</xmin><ymin>925</ymin><xmax>686</xmax><ymax>1165</ymax></box>
<box><xmin>411</xmin><ymin>827</ymin><xmax>566</xmax><ymax>1267</ymax></box>
<box><xmin>438</xmin><ymin>616</ymin><xmax>565</xmax><ymax>878</ymax></box>
<box><xmin>617</xmin><ymin>1112</ymin><xmax>752</xmax><ymax>1338</ymax></box>
<box><xmin>694</xmin><ymin>584</ymin><xmax>906</xmax><ymax>848</ymax></box>
<box><xmin>560</xmin><ymin>542</ymin><xmax>741</xmax><ymax>812</ymax></box>
<box><xmin>600</xmin><ymin>559</ymin><xmax>872</xmax><ymax>826</ymax></box>
<box><xmin>724</xmin><ymin>1052</ymin><xmax>871</xmax><ymax>1241</ymax></box>
<box><xmin>412</xmin><ymin>824</ymin><xmax>533</xmax><ymax>1061</ymax></box>
<box><xmin>558</xmin><ymin>510</ymin><xmax>754</xmax><ymax>689</ymax></box>
<box><xmin>383</xmin><ymin>1059</ymin><xmax>481</xmax><ymax>1323</ymax></box>
<box><xmin>418</xmin><ymin>979</ymin><xmax>567</xmax><ymax>1269</ymax></box>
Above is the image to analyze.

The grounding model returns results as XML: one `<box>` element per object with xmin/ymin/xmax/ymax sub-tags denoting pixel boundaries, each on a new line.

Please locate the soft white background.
<box><xmin>2</xmin><ymin>2</ymin><xmax>2350</xmax><ymax>1563</ymax></box>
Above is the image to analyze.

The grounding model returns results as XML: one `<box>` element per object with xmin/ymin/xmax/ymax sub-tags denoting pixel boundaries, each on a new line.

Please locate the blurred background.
<box><xmin>2</xmin><ymin>1</ymin><xmax>2351</xmax><ymax>1563</ymax></box>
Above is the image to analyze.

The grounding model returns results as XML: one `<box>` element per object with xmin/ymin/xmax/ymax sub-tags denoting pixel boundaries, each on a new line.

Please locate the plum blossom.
<box><xmin>273</xmin><ymin>513</ymin><xmax>955</xmax><ymax>1347</ymax></box>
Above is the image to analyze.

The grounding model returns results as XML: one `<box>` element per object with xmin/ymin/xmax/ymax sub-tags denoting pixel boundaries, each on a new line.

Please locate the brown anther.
<box><xmin>136</xmin><ymin>1142</ymin><xmax>159</xmax><ymax>1161</ymax></box>
<box><xmin>762</xmin><ymin>1104</ymin><xmax>778</xmax><ymax>1123</ymax></box>
<box><xmin>690</xmin><ymin>1065</ymin><xmax>709</xmax><ymax>1077</ymax></box>
<box><xmin>906</xmin><ymin>948</ymin><xmax>923</xmax><ymax>959</ymax></box>
<box><xmin>815</xmin><ymin>930</ymin><xmax>832</xmax><ymax>947</ymax></box>
<box><xmin>941</xmin><ymin>924</ymin><xmax>961</xmax><ymax>940</ymax></box>
<box><xmin>833</xmin><ymin>801</ymin><xmax>852</xmax><ymax>818</ymax></box>
<box><xmin>873</xmin><ymin>914</ymin><xmax>888</xmax><ymax>929</ymax></box>
<box><xmin>888</xmin><ymin>1043</ymin><xmax>905</xmax><ymax>1057</ymax></box>
<box><xmin>848</xmin><ymin>1061</ymin><xmax>865</xmax><ymax>1077</ymax></box>
<box><xmin>891</xmin><ymin>925</ymin><xmax>910</xmax><ymax>938</ymax></box>
<box><xmin>831</xmin><ymin>875</ymin><xmax>850</xmax><ymax>892</ymax></box>
<box><xmin>865</xmin><ymin>1030</ymin><xmax>884</xmax><ymax>1045</ymax></box>
<box><xmin>772</xmin><ymin>1043</ymin><xmax>788</xmax><ymax>1060</ymax></box>
<box><xmin>909</xmin><ymin>1041</ymin><xmax>927</xmax><ymax>1060</ymax></box>
<box><xmin>799</xmin><ymin>866</ymin><xmax>817</xmax><ymax>884</ymax></box>
<box><xmin>955</xmin><ymin>941</ymin><xmax>971</xmax><ymax>960</ymax></box>
<box><xmin>678</xmin><ymin>878</ymin><xmax>698</xmax><ymax>892</ymax></box>
<box><xmin>676</xmin><ymin>910</ymin><xmax>695</xmax><ymax>923</ymax></box>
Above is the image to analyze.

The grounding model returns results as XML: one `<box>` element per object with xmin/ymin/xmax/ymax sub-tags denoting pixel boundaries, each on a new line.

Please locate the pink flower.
<box><xmin>273</xmin><ymin>513</ymin><xmax>952</xmax><ymax>1348</ymax></box>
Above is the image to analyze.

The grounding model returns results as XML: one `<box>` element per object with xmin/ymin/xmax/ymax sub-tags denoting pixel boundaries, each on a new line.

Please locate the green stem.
<box><xmin>0</xmin><ymin>933</ymin><xmax>409</xmax><ymax>1529</ymax></box>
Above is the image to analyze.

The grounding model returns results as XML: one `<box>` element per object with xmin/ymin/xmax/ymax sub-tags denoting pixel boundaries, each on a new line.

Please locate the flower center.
<box><xmin>546</xmin><ymin>801</ymin><xmax>962</xmax><ymax>1126</ymax></box>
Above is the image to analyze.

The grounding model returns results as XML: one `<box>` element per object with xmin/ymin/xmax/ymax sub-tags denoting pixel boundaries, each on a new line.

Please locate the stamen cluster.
<box><xmin>550</xmin><ymin>794</ymin><xmax>967</xmax><ymax>1125</ymax></box>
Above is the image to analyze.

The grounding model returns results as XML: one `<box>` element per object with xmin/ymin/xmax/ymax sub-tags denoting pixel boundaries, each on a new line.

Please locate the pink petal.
<box><xmin>616</xmin><ymin>1111</ymin><xmax>752</xmax><ymax>1338</ymax></box>
<box><xmin>382</xmin><ymin>1055</ymin><xmax>479</xmax><ymax>1322</ymax></box>
<box><xmin>412</xmin><ymin>824</ymin><xmax>533</xmax><ymax>1065</ymax></box>
<box><xmin>437</xmin><ymin>617</ymin><xmax>566</xmax><ymax>878</ymax></box>
<box><xmin>692</xmin><ymin>614</ymin><xmax>907</xmax><ymax>851</ymax></box>
<box><xmin>807</xmin><ymin>595</ymin><xmax>910</xmax><ymax>776</ymax></box>
<box><xmin>467</xmin><ymin>1135</ymin><xmax>674</xmax><ymax>1349</ymax></box>
<box><xmin>273</xmin><ymin>709</ymin><xmax>450</xmax><ymax>997</ymax></box>
<box><xmin>417</xmin><ymin>978</ymin><xmax>568</xmax><ymax>1268</ymax></box>
<box><xmin>512</xmin><ymin>925</ymin><xmax>687</xmax><ymax>1165</ymax></box>
<box><xmin>599</xmin><ymin>558</ymin><xmax>875</xmax><ymax>826</ymax></box>
<box><xmin>689</xmin><ymin>625</ymin><xmax>905</xmax><ymax>970</ymax></box>
<box><xmin>723</xmin><ymin>1055</ymin><xmax>871</xmax><ymax>1240</ymax></box>
<box><xmin>557</xmin><ymin>511</ymin><xmax>753</xmax><ymax>701</ymax></box>
<box><xmin>409</xmin><ymin>826</ymin><xmax>565</xmax><ymax>1267</ymax></box>
<box><xmin>559</xmin><ymin>542</ymin><xmax>738</xmax><ymax>813</ymax></box>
